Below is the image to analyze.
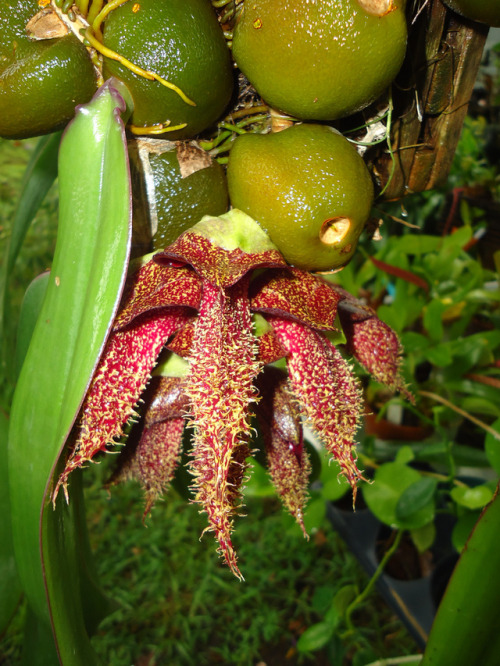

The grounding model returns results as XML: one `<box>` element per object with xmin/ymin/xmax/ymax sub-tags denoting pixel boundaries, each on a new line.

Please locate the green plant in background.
<box><xmin>1</xmin><ymin>1</ymin><xmax>500</xmax><ymax>665</ymax></box>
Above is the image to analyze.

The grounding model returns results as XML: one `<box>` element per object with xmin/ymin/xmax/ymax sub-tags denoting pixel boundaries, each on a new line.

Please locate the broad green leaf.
<box><xmin>395</xmin><ymin>445</ymin><xmax>415</xmax><ymax>465</ymax></box>
<box><xmin>363</xmin><ymin>463</ymin><xmax>435</xmax><ymax>530</ymax></box>
<box><xmin>14</xmin><ymin>272</ymin><xmax>50</xmax><ymax>379</ymax></box>
<box><xmin>423</xmin><ymin>299</ymin><xmax>446</xmax><ymax>343</ymax></box>
<box><xmin>410</xmin><ymin>521</ymin><xmax>436</xmax><ymax>554</ymax></box>
<box><xmin>8</xmin><ymin>80</ymin><xmax>132</xmax><ymax>664</ymax></box>
<box><xmin>450</xmin><ymin>484</ymin><xmax>493</xmax><ymax>510</ymax></box>
<box><xmin>421</xmin><ymin>494</ymin><xmax>500</xmax><ymax>666</ymax></box>
<box><xmin>0</xmin><ymin>132</ymin><xmax>60</xmax><ymax>373</ymax></box>
<box><xmin>297</xmin><ymin>621</ymin><xmax>335</xmax><ymax>653</ymax></box>
<box><xmin>392</xmin><ymin>234</ymin><xmax>441</xmax><ymax>255</ymax></box>
<box><xmin>423</xmin><ymin>343</ymin><xmax>454</xmax><ymax>367</ymax></box>
<box><xmin>451</xmin><ymin>511</ymin><xmax>480</xmax><ymax>552</ymax></box>
<box><xmin>320</xmin><ymin>458</ymin><xmax>350</xmax><ymax>501</ymax></box>
<box><xmin>303</xmin><ymin>496</ymin><xmax>327</xmax><ymax>533</ymax></box>
<box><xmin>396</xmin><ymin>477</ymin><xmax>438</xmax><ymax>521</ymax></box>
<box><xmin>484</xmin><ymin>418</ymin><xmax>500</xmax><ymax>476</ymax></box>
<box><xmin>460</xmin><ymin>396</ymin><xmax>500</xmax><ymax>418</ymax></box>
<box><xmin>0</xmin><ymin>411</ymin><xmax>22</xmax><ymax>634</ymax></box>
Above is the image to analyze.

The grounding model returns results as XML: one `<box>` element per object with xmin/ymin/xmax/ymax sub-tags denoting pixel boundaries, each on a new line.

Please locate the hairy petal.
<box><xmin>270</xmin><ymin>318</ymin><xmax>364</xmax><ymax>498</ymax></box>
<box><xmin>53</xmin><ymin>310</ymin><xmax>189</xmax><ymax>503</ymax></box>
<box><xmin>185</xmin><ymin>279</ymin><xmax>260</xmax><ymax>579</ymax></box>
<box><xmin>338</xmin><ymin>300</ymin><xmax>412</xmax><ymax>400</ymax></box>
<box><xmin>256</xmin><ymin>368</ymin><xmax>310</xmax><ymax>536</ymax></box>
<box><xmin>138</xmin><ymin>418</ymin><xmax>186</xmax><ymax>515</ymax></box>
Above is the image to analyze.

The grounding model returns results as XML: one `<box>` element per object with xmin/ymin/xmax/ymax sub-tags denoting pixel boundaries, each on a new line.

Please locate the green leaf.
<box><xmin>423</xmin><ymin>300</ymin><xmax>446</xmax><ymax>343</ymax></box>
<box><xmin>396</xmin><ymin>477</ymin><xmax>438</xmax><ymax>521</ymax></box>
<box><xmin>297</xmin><ymin>621</ymin><xmax>335</xmax><ymax>653</ymax></box>
<box><xmin>451</xmin><ymin>511</ymin><xmax>481</xmax><ymax>552</ymax></box>
<box><xmin>363</xmin><ymin>463</ymin><xmax>435</xmax><ymax>530</ymax></box>
<box><xmin>8</xmin><ymin>80</ymin><xmax>132</xmax><ymax>664</ymax></box>
<box><xmin>0</xmin><ymin>411</ymin><xmax>22</xmax><ymax>634</ymax></box>
<box><xmin>0</xmin><ymin>132</ymin><xmax>60</xmax><ymax>374</ymax></box>
<box><xmin>484</xmin><ymin>418</ymin><xmax>500</xmax><ymax>476</ymax></box>
<box><xmin>303</xmin><ymin>496</ymin><xmax>326</xmax><ymax>533</ymax></box>
<box><xmin>421</xmin><ymin>494</ymin><xmax>500</xmax><ymax>666</ymax></box>
<box><xmin>395</xmin><ymin>445</ymin><xmax>415</xmax><ymax>465</ymax></box>
<box><xmin>14</xmin><ymin>272</ymin><xmax>50</xmax><ymax>379</ymax></box>
<box><xmin>320</xmin><ymin>458</ymin><xmax>350</xmax><ymax>501</ymax></box>
<box><xmin>450</xmin><ymin>484</ymin><xmax>493</xmax><ymax>510</ymax></box>
<box><xmin>410</xmin><ymin>521</ymin><xmax>436</xmax><ymax>554</ymax></box>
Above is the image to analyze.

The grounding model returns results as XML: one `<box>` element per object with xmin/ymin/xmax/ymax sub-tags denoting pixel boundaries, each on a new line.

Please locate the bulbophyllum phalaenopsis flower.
<box><xmin>53</xmin><ymin>210</ymin><xmax>409</xmax><ymax>579</ymax></box>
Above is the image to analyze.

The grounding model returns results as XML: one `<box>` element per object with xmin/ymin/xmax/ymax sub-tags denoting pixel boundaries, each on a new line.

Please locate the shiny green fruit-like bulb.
<box><xmin>130</xmin><ymin>140</ymin><xmax>229</xmax><ymax>250</ymax></box>
<box><xmin>441</xmin><ymin>0</ymin><xmax>500</xmax><ymax>26</ymax></box>
<box><xmin>227</xmin><ymin>124</ymin><xmax>374</xmax><ymax>272</ymax></box>
<box><xmin>0</xmin><ymin>1</ymin><xmax>97</xmax><ymax>139</ymax></box>
<box><xmin>102</xmin><ymin>0</ymin><xmax>234</xmax><ymax>139</ymax></box>
<box><xmin>232</xmin><ymin>0</ymin><xmax>407</xmax><ymax>121</ymax></box>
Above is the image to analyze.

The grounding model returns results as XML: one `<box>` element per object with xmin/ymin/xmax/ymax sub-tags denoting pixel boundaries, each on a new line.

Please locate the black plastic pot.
<box><xmin>326</xmin><ymin>503</ymin><xmax>458</xmax><ymax>649</ymax></box>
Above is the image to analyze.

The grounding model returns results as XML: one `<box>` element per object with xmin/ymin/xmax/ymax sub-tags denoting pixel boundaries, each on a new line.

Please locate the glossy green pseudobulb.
<box><xmin>129</xmin><ymin>140</ymin><xmax>229</xmax><ymax>250</ymax></box>
<box><xmin>151</xmin><ymin>145</ymin><xmax>229</xmax><ymax>249</ymax></box>
<box><xmin>227</xmin><ymin>124</ymin><xmax>374</xmax><ymax>272</ymax></box>
<box><xmin>0</xmin><ymin>0</ymin><xmax>97</xmax><ymax>139</ymax></box>
<box><xmin>232</xmin><ymin>0</ymin><xmax>407</xmax><ymax>121</ymax></box>
<box><xmin>441</xmin><ymin>0</ymin><xmax>500</xmax><ymax>26</ymax></box>
<box><xmin>102</xmin><ymin>0</ymin><xmax>234</xmax><ymax>139</ymax></box>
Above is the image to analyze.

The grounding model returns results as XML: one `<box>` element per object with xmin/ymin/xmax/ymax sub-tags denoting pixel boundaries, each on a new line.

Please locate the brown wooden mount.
<box><xmin>369</xmin><ymin>0</ymin><xmax>489</xmax><ymax>199</ymax></box>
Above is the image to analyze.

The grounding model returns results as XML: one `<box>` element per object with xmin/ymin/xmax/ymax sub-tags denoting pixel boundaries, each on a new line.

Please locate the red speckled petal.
<box><xmin>270</xmin><ymin>317</ymin><xmax>364</xmax><ymax>499</ymax></box>
<box><xmin>185</xmin><ymin>279</ymin><xmax>260</xmax><ymax>579</ymax></box>
<box><xmin>138</xmin><ymin>417</ymin><xmax>186</xmax><ymax>515</ymax></box>
<box><xmin>256</xmin><ymin>329</ymin><xmax>289</xmax><ymax>365</ymax></box>
<box><xmin>115</xmin><ymin>261</ymin><xmax>201</xmax><ymax>330</ymax></box>
<box><xmin>338</xmin><ymin>301</ymin><xmax>412</xmax><ymax>400</ymax></box>
<box><xmin>155</xmin><ymin>232</ymin><xmax>286</xmax><ymax>288</ymax></box>
<box><xmin>256</xmin><ymin>368</ymin><xmax>310</xmax><ymax>536</ymax></box>
<box><xmin>251</xmin><ymin>269</ymin><xmax>341</xmax><ymax>331</ymax></box>
<box><xmin>53</xmin><ymin>310</ymin><xmax>189</xmax><ymax>503</ymax></box>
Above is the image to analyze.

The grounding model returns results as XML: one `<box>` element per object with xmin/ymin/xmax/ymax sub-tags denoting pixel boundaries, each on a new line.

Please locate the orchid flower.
<box><xmin>53</xmin><ymin>210</ymin><xmax>408</xmax><ymax>579</ymax></box>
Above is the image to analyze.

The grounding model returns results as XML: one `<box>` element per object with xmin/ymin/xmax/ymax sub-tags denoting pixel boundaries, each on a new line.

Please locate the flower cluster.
<box><xmin>53</xmin><ymin>211</ymin><xmax>408</xmax><ymax>579</ymax></box>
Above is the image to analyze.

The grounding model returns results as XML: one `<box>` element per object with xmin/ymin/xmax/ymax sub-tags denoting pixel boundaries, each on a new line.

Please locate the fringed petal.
<box><xmin>338</xmin><ymin>300</ymin><xmax>412</xmax><ymax>400</ymax></box>
<box><xmin>270</xmin><ymin>317</ymin><xmax>365</xmax><ymax>500</ymax></box>
<box><xmin>251</xmin><ymin>269</ymin><xmax>341</xmax><ymax>331</ymax></box>
<box><xmin>185</xmin><ymin>279</ymin><xmax>260</xmax><ymax>579</ymax></box>
<box><xmin>137</xmin><ymin>417</ymin><xmax>186</xmax><ymax>515</ymax></box>
<box><xmin>53</xmin><ymin>310</ymin><xmax>189</xmax><ymax>503</ymax></box>
<box><xmin>256</xmin><ymin>368</ymin><xmax>311</xmax><ymax>536</ymax></box>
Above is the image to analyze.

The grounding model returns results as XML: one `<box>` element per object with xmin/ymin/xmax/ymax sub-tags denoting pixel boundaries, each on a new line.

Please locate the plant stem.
<box><xmin>343</xmin><ymin>529</ymin><xmax>403</xmax><ymax>633</ymax></box>
<box><xmin>418</xmin><ymin>390</ymin><xmax>500</xmax><ymax>441</ymax></box>
<box><xmin>363</xmin><ymin>656</ymin><xmax>423</xmax><ymax>666</ymax></box>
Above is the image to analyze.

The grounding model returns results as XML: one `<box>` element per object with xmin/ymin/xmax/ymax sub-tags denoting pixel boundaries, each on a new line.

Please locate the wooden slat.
<box><xmin>371</xmin><ymin>0</ymin><xmax>488</xmax><ymax>199</ymax></box>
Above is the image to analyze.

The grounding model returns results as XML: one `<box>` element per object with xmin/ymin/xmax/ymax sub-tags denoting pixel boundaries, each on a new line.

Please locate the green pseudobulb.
<box><xmin>227</xmin><ymin>123</ymin><xmax>374</xmax><ymax>272</ymax></box>
<box><xmin>102</xmin><ymin>0</ymin><xmax>234</xmax><ymax>140</ymax></box>
<box><xmin>232</xmin><ymin>0</ymin><xmax>407</xmax><ymax>121</ymax></box>
<box><xmin>441</xmin><ymin>0</ymin><xmax>500</xmax><ymax>27</ymax></box>
<box><xmin>130</xmin><ymin>140</ymin><xmax>229</xmax><ymax>251</ymax></box>
<box><xmin>0</xmin><ymin>0</ymin><xmax>97</xmax><ymax>139</ymax></box>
